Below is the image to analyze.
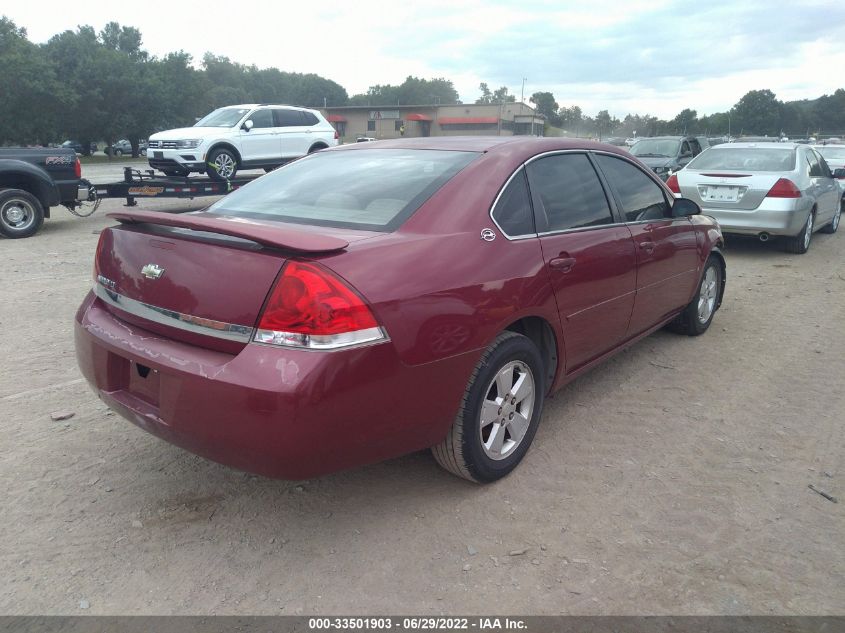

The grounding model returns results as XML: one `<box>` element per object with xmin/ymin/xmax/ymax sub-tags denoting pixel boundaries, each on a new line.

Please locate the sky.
<box><xmin>4</xmin><ymin>0</ymin><xmax>845</xmax><ymax>118</ymax></box>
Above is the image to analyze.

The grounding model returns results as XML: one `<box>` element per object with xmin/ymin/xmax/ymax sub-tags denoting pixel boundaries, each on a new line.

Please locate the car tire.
<box><xmin>820</xmin><ymin>199</ymin><xmax>841</xmax><ymax>234</ymax></box>
<box><xmin>668</xmin><ymin>255</ymin><xmax>722</xmax><ymax>336</ymax></box>
<box><xmin>263</xmin><ymin>166</ymin><xmax>278</xmax><ymax>173</ymax></box>
<box><xmin>206</xmin><ymin>148</ymin><xmax>238</xmax><ymax>181</ymax></box>
<box><xmin>784</xmin><ymin>209</ymin><xmax>814</xmax><ymax>254</ymax></box>
<box><xmin>161</xmin><ymin>169</ymin><xmax>188</xmax><ymax>178</ymax></box>
<box><xmin>0</xmin><ymin>189</ymin><xmax>45</xmax><ymax>239</ymax></box>
<box><xmin>432</xmin><ymin>331</ymin><xmax>545</xmax><ymax>483</ymax></box>
<box><xmin>308</xmin><ymin>144</ymin><xmax>328</xmax><ymax>154</ymax></box>
<box><xmin>140</xmin><ymin>148</ymin><xmax>147</xmax><ymax>157</ymax></box>
<box><xmin>113</xmin><ymin>149</ymin><xmax>123</xmax><ymax>157</ymax></box>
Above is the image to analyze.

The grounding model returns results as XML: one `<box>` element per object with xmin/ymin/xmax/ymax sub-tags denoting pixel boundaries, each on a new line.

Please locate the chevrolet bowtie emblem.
<box><xmin>141</xmin><ymin>264</ymin><xmax>165</xmax><ymax>279</ymax></box>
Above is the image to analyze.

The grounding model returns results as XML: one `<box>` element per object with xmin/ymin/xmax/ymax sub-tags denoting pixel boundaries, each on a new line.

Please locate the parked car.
<box><xmin>75</xmin><ymin>137</ymin><xmax>725</xmax><ymax>482</ymax></box>
<box><xmin>630</xmin><ymin>135</ymin><xmax>710</xmax><ymax>180</ymax></box>
<box><xmin>146</xmin><ymin>104</ymin><xmax>338</xmax><ymax>180</ymax></box>
<box><xmin>815</xmin><ymin>144</ymin><xmax>845</xmax><ymax>197</ymax></box>
<box><xmin>667</xmin><ymin>142</ymin><xmax>841</xmax><ymax>253</ymax></box>
<box><xmin>61</xmin><ymin>140</ymin><xmax>97</xmax><ymax>155</ymax></box>
<box><xmin>106</xmin><ymin>139</ymin><xmax>147</xmax><ymax>157</ymax></box>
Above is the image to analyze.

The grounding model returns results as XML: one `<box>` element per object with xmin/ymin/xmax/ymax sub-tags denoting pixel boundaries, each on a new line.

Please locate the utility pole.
<box><xmin>521</xmin><ymin>77</ymin><xmax>527</xmax><ymax>105</ymax></box>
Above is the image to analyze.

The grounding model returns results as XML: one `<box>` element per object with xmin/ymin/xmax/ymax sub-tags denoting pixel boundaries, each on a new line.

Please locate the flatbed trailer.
<box><xmin>92</xmin><ymin>167</ymin><xmax>261</xmax><ymax>208</ymax></box>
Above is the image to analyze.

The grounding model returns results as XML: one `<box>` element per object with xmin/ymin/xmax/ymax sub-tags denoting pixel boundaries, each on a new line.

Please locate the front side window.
<box><xmin>526</xmin><ymin>153</ymin><xmax>613</xmax><ymax>232</ymax></box>
<box><xmin>594</xmin><ymin>154</ymin><xmax>670</xmax><ymax>222</ymax></box>
<box><xmin>246</xmin><ymin>109</ymin><xmax>274</xmax><ymax>129</ymax></box>
<box><xmin>195</xmin><ymin>108</ymin><xmax>251</xmax><ymax>128</ymax></box>
<box><xmin>491</xmin><ymin>170</ymin><xmax>535</xmax><ymax>236</ymax></box>
<box><xmin>207</xmin><ymin>149</ymin><xmax>478</xmax><ymax>232</ymax></box>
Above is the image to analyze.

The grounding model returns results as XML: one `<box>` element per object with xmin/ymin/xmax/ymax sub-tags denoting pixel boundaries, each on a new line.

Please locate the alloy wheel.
<box><xmin>479</xmin><ymin>360</ymin><xmax>535</xmax><ymax>460</ymax></box>
<box><xmin>214</xmin><ymin>153</ymin><xmax>236</xmax><ymax>178</ymax></box>
<box><xmin>697</xmin><ymin>265</ymin><xmax>718</xmax><ymax>324</ymax></box>
<box><xmin>804</xmin><ymin>213</ymin><xmax>814</xmax><ymax>249</ymax></box>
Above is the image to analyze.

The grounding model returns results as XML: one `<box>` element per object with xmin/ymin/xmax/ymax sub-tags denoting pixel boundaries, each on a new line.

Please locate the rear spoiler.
<box><xmin>107</xmin><ymin>210</ymin><xmax>349</xmax><ymax>253</ymax></box>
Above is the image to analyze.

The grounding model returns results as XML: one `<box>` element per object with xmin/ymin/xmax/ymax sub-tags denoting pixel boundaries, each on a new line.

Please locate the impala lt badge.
<box><xmin>141</xmin><ymin>264</ymin><xmax>165</xmax><ymax>279</ymax></box>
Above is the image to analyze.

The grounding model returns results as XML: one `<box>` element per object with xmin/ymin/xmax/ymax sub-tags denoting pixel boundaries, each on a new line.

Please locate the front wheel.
<box><xmin>821</xmin><ymin>200</ymin><xmax>841</xmax><ymax>234</ymax></box>
<box><xmin>669</xmin><ymin>255</ymin><xmax>722</xmax><ymax>336</ymax></box>
<box><xmin>206</xmin><ymin>148</ymin><xmax>238</xmax><ymax>181</ymax></box>
<box><xmin>432</xmin><ymin>331</ymin><xmax>545</xmax><ymax>483</ymax></box>
<box><xmin>0</xmin><ymin>189</ymin><xmax>45</xmax><ymax>239</ymax></box>
<box><xmin>784</xmin><ymin>210</ymin><xmax>814</xmax><ymax>254</ymax></box>
<box><xmin>113</xmin><ymin>149</ymin><xmax>123</xmax><ymax>157</ymax></box>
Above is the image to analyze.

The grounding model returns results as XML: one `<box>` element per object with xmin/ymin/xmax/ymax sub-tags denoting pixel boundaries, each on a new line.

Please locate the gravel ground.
<box><xmin>1</xmin><ymin>198</ymin><xmax>843</xmax><ymax>615</ymax></box>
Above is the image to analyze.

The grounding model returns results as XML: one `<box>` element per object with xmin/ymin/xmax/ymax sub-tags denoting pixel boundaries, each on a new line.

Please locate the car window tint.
<box><xmin>246</xmin><ymin>109</ymin><xmax>274</xmax><ymax>129</ymax></box>
<box><xmin>806</xmin><ymin>151</ymin><xmax>823</xmax><ymax>177</ymax></box>
<box><xmin>526</xmin><ymin>154</ymin><xmax>613</xmax><ymax>232</ymax></box>
<box><xmin>207</xmin><ymin>149</ymin><xmax>478</xmax><ymax>232</ymax></box>
<box><xmin>275</xmin><ymin>109</ymin><xmax>305</xmax><ymax>127</ymax></box>
<box><xmin>302</xmin><ymin>112</ymin><xmax>319</xmax><ymax>126</ymax></box>
<box><xmin>815</xmin><ymin>153</ymin><xmax>832</xmax><ymax>178</ymax></box>
<box><xmin>594</xmin><ymin>154</ymin><xmax>670</xmax><ymax>222</ymax></box>
<box><xmin>689</xmin><ymin>147</ymin><xmax>796</xmax><ymax>171</ymax></box>
<box><xmin>492</xmin><ymin>170</ymin><xmax>535</xmax><ymax>236</ymax></box>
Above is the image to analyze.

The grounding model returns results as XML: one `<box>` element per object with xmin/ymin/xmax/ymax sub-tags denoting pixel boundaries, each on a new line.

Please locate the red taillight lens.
<box><xmin>334</xmin><ymin>129</ymin><xmax>339</xmax><ymax>140</ymax></box>
<box><xmin>666</xmin><ymin>174</ymin><xmax>681</xmax><ymax>194</ymax></box>
<box><xmin>766</xmin><ymin>178</ymin><xmax>801</xmax><ymax>198</ymax></box>
<box><xmin>255</xmin><ymin>261</ymin><xmax>385</xmax><ymax>349</ymax></box>
<box><xmin>74</xmin><ymin>158</ymin><xmax>82</xmax><ymax>179</ymax></box>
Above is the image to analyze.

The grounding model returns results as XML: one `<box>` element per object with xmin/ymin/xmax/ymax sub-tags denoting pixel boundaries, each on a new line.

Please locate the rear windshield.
<box><xmin>687</xmin><ymin>147</ymin><xmax>796</xmax><ymax>171</ymax></box>
<box><xmin>207</xmin><ymin>149</ymin><xmax>478</xmax><ymax>232</ymax></box>
<box><xmin>817</xmin><ymin>146</ymin><xmax>845</xmax><ymax>162</ymax></box>
<box><xmin>195</xmin><ymin>108</ymin><xmax>250</xmax><ymax>128</ymax></box>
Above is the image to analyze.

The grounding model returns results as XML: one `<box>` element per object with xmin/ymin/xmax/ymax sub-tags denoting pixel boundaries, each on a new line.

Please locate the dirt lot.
<box><xmin>1</xmin><ymin>194</ymin><xmax>843</xmax><ymax>616</ymax></box>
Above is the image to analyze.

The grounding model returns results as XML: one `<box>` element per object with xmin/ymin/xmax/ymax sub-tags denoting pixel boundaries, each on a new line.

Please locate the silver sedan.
<box><xmin>668</xmin><ymin>143</ymin><xmax>841</xmax><ymax>253</ymax></box>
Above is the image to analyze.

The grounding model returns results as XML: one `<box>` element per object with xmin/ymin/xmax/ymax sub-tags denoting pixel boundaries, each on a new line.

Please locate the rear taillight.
<box><xmin>254</xmin><ymin>261</ymin><xmax>386</xmax><ymax>350</ymax></box>
<box><xmin>74</xmin><ymin>158</ymin><xmax>82</xmax><ymax>179</ymax></box>
<box><xmin>666</xmin><ymin>174</ymin><xmax>681</xmax><ymax>194</ymax></box>
<box><xmin>334</xmin><ymin>129</ymin><xmax>339</xmax><ymax>140</ymax></box>
<box><xmin>766</xmin><ymin>178</ymin><xmax>801</xmax><ymax>198</ymax></box>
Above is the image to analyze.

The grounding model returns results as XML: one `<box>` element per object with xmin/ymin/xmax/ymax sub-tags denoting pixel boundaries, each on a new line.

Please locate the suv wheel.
<box><xmin>207</xmin><ymin>148</ymin><xmax>238</xmax><ymax>181</ymax></box>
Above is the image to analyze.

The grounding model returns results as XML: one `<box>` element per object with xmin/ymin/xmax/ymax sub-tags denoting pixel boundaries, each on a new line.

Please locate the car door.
<box><xmin>524</xmin><ymin>152</ymin><xmax>637</xmax><ymax>372</ymax></box>
<box><xmin>238</xmin><ymin>108</ymin><xmax>279</xmax><ymax>163</ymax></box>
<box><xmin>274</xmin><ymin>109</ymin><xmax>309</xmax><ymax>158</ymax></box>
<box><xmin>806</xmin><ymin>149</ymin><xmax>839</xmax><ymax>224</ymax></box>
<box><xmin>593</xmin><ymin>153</ymin><xmax>700</xmax><ymax>338</ymax></box>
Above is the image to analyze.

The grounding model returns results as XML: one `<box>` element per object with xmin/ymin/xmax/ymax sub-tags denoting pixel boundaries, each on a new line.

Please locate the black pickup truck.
<box><xmin>0</xmin><ymin>147</ymin><xmax>92</xmax><ymax>238</ymax></box>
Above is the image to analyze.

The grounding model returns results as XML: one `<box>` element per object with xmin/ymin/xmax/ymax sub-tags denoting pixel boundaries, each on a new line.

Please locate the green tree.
<box><xmin>671</xmin><ymin>108</ymin><xmax>698</xmax><ymax>134</ymax></box>
<box><xmin>732</xmin><ymin>89</ymin><xmax>782</xmax><ymax>136</ymax></box>
<box><xmin>476</xmin><ymin>83</ymin><xmax>515</xmax><ymax>104</ymax></box>
<box><xmin>529</xmin><ymin>91</ymin><xmax>560</xmax><ymax>126</ymax></box>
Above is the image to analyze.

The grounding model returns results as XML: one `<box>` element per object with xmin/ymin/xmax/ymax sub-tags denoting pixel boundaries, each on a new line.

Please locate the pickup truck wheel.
<box><xmin>0</xmin><ymin>189</ymin><xmax>45</xmax><ymax>239</ymax></box>
<box><xmin>206</xmin><ymin>148</ymin><xmax>238</xmax><ymax>181</ymax></box>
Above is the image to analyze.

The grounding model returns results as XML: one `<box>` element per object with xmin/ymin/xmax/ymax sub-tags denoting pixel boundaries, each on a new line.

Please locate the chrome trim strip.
<box><xmin>93</xmin><ymin>282</ymin><xmax>254</xmax><ymax>343</ymax></box>
<box><xmin>536</xmin><ymin>221</ymin><xmax>627</xmax><ymax>238</ymax></box>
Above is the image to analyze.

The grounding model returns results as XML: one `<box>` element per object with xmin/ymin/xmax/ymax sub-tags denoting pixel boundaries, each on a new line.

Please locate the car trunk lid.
<box><xmin>95</xmin><ymin>210</ymin><xmax>378</xmax><ymax>353</ymax></box>
<box><xmin>679</xmin><ymin>171</ymin><xmax>788</xmax><ymax>210</ymax></box>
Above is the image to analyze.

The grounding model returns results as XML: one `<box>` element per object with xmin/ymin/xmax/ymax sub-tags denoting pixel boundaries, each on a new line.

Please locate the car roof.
<box><xmin>725</xmin><ymin>142</ymin><xmax>801</xmax><ymax>149</ymax></box>
<box><xmin>333</xmin><ymin>135</ymin><xmax>634</xmax><ymax>155</ymax></box>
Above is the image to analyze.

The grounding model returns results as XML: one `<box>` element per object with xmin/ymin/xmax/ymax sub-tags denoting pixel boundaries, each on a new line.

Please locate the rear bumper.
<box><xmin>700</xmin><ymin>199</ymin><xmax>810</xmax><ymax>236</ymax></box>
<box><xmin>74</xmin><ymin>292</ymin><xmax>475</xmax><ymax>479</ymax></box>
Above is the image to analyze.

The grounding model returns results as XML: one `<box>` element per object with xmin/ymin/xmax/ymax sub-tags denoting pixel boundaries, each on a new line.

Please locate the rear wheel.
<box><xmin>784</xmin><ymin>210</ymin><xmax>814</xmax><ymax>254</ymax></box>
<box><xmin>0</xmin><ymin>189</ymin><xmax>45</xmax><ymax>239</ymax></box>
<box><xmin>113</xmin><ymin>148</ymin><xmax>123</xmax><ymax>157</ymax></box>
<box><xmin>821</xmin><ymin>199</ymin><xmax>841</xmax><ymax>234</ymax></box>
<box><xmin>432</xmin><ymin>331</ymin><xmax>545</xmax><ymax>483</ymax></box>
<box><xmin>669</xmin><ymin>256</ymin><xmax>721</xmax><ymax>336</ymax></box>
<box><xmin>206</xmin><ymin>148</ymin><xmax>238</xmax><ymax>181</ymax></box>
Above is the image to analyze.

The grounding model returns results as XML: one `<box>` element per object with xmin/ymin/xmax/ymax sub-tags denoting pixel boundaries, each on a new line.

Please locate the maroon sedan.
<box><xmin>75</xmin><ymin>137</ymin><xmax>725</xmax><ymax>483</ymax></box>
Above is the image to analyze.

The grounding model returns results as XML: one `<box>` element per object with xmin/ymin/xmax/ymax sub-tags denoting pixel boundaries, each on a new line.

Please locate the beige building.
<box><xmin>322</xmin><ymin>102</ymin><xmax>544</xmax><ymax>142</ymax></box>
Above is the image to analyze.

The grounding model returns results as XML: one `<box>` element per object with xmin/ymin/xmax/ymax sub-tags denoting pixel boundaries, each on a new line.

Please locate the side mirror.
<box><xmin>672</xmin><ymin>197</ymin><xmax>701</xmax><ymax>217</ymax></box>
<box><xmin>833</xmin><ymin>168</ymin><xmax>845</xmax><ymax>180</ymax></box>
<box><xmin>242</xmin><ymin>120</ymin><xmax>254</xmax><ymax>132</ymax></box>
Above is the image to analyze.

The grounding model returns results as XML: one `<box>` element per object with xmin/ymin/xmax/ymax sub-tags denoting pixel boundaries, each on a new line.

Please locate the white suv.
<box><xmin>147</xmin><ymin>104</ymin><xmax>338</xmax><ymax>180</ymax></box>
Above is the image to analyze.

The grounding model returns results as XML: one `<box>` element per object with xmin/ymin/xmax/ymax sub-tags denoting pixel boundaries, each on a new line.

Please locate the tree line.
<box><xmin>2</xmin><ymin>15</ymin><xmax>844</xmax><ymax>155</ymax></box>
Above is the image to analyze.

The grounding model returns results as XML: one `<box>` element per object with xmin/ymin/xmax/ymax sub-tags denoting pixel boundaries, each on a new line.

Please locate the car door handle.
<box><xmin>639</xmin><ymin>241</ymin><xmax>656</xmax><ymax>252</ymax></box>
<box><xmin>549</xmin><ymin>256</ymin><xmax>576</xmax><ymax>272</ymax></box>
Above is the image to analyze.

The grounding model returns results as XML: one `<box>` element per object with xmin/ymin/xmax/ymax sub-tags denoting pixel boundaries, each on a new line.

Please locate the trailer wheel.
<box><xmin>0</xmin><ymin>189</ymin><xmax>45</xmax><ymax>239</ymax></box>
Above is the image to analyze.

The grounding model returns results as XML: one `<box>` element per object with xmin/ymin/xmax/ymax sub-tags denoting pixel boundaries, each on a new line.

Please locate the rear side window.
<box><xmin>274</xmin><ymin>109</ymin><xmax>305</xmax><ymax>127</ymax></box>
<box><xmin>805</xmin><ymin>151</ymin><xmax>823</xmax><ymax>177</ymax></box>
<box><xmin>207</xmin><ymin>149</ymin><xmax>478</xmax><ymax>232</ymax></box>
<box><xmin>688</xmin><ymin>147</ymin><xmax>796</xmax><ymax>171</ymax></box>
<box><xmin>302</xmin><ymin>112</ymin><xmax>319</xmax><ymax>126</ymax></box>
<box><xmin>492</xmin><ymin>170</ymin><xmax>534</xmax><ymax>236</ymax></box>
<box><xmin>526</xmin><ymin>153</ymin><xmax>613</xmax><ymax>232</ymax></box>
<box><xmin>594</xmin><ymin>154</ymin><xmax>670</xmax><ymax>222</ymax></box>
